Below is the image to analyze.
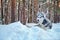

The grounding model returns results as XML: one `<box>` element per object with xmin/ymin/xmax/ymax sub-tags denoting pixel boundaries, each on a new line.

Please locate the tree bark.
<box><xmin>11</xmin><ymin>0</ymin><xmax>16</xmax><ymax>23</ymax></box>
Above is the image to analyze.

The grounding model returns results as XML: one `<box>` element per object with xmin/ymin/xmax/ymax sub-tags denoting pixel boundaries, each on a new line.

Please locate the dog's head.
<box><xmin>37</xmin><ymin>12</ymin><xmax>52</xmax><ymax>29</ymax></box>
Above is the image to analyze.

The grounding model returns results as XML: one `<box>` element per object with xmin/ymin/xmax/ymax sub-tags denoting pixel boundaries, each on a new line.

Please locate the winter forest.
<box><xmin>0</xmin><ymin>0</ymin><xmax>60</xmax><ymax>24</ymax></box>
<box><xmin>0</xmin><ymin>0</ymin><xmax>60</xmax><ymax>40</ymax></box>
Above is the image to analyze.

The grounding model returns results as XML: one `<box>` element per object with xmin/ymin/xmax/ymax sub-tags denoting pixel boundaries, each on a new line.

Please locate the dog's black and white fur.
<box><xmin>36</xmin><ymin>11</ymin><xmax>52</xmax><ymax>29</ymax></box>
<box><xmin>26</xmin><ymin>11</ymin><xmax>52</xmax><ymax>30</ymax></box>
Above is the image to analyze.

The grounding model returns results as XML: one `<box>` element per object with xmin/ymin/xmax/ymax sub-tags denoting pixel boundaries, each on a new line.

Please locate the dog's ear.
<box><xmin>44</xmin><ymin>8</ymin><xmax>49</xmax><ymax>17</ymax></box>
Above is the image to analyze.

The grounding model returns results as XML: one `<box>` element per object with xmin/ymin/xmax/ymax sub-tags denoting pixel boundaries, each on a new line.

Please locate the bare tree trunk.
<box><xmin>1</xmin><ymin>0</ymin><xmax>4</xmax><ymax>24</ymax></box>
<box><xmin>8</xmin><ymin>0</ymin><xmax>11</xmax><ymax>24</ymax></box>
<box><xmin>4</xmin><ymin>0</ymin><xmax>9</xmax><ymax>24</ymax></box>
<box><xmin>28</xmin><ymin>0</ymin><xmax>32</xmax><ymax>23</ymax></box>
<box><xmin>11</xmin><ymin>0</ymin><xmax>16</xmax><ymax>23</ymax></box>
<box><xmin>33</xmin><ymin>0</ymin><xmax>38</xmax><ymax>23</ymax></box>
<box><xmin>18</xmin><ymin>0</ymin><xmax>20</xmax><ymax>21</ymax></box>
<box><xmin>22</xmin><ymin>0</ymin><xmax>26</xmax><ymax>24</ymax></box>
<box><xmin>0</xmin><ymin>0</ymin><xmax>1</xmax><ymax>18</ymax></box>
<box><xmin>18</xmin><ymin>0</ymin><xmax>26</xmax><ymax>24</ymax></box>
<box><xmin>53</xmin><ymin>0</ymin><xmax>57</xmax><ymax>23</ymax></box>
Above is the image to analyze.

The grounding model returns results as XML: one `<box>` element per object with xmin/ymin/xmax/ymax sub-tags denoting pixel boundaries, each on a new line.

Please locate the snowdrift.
<box><xmin>0</xmin><ymin>21</ymin><xmax>60</xmax><ymax>40</ymax></box>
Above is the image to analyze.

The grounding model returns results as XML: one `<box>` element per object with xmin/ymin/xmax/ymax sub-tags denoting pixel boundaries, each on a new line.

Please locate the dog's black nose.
<box><xmin>36</xmin><ymin>19</ymin><xmax>39</xmax><ymax>23</ymax></box>
<box><xmin>37</xmin><ymin>20</ymin><xmax>39</xmax><ymax>21</ymax></box>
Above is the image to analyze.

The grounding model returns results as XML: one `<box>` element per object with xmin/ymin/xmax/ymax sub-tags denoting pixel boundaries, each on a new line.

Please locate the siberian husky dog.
<box><xmin>36</xmin><ymin>11</ymin><xmax>52</xmax><ymax>30</ymax></box>
<box><xmin>26</xmin><ymin>11</ymin><xmax>52</xmax><ymax>30</ymax></box>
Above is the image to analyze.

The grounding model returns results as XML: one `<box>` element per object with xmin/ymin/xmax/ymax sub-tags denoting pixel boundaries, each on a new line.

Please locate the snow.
<box><xmin>0</xmin><ymin>21</ymin><xmax>60</xmax><ymax>40</ymax></box>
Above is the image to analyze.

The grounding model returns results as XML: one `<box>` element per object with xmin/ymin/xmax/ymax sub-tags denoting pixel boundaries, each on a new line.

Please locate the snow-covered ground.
<box><xmin>0</xmin><ymin>21</ymin><xmax>60</xmax><ymax>40</ymax></box>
